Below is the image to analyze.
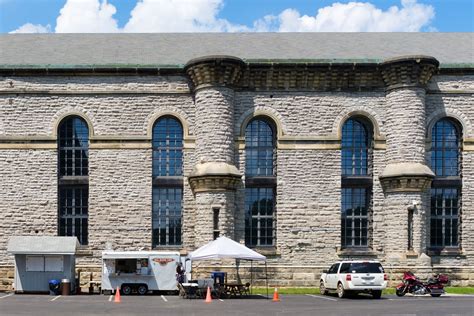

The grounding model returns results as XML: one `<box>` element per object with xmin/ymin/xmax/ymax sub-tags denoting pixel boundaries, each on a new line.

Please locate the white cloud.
<box><xmin>123</xmin><ymin>0</ymin><xmax>247</xmax><ymax>32</ymax></box>
<box><xmin>257</xmin><ymin>0</ymin><xmax>435</xmax><ymax>32</ymax></box>
<box><xmin>9</xmin><ymin>0</ymin><xmax>436</xmax><ymax>33</ymax></box>
<box><xmin>55</xmin><ymin>0</ymin><xmax>119</xmax><ymax>33</ymax></box>
<box><xmin>9</xmin><ymin>23</ymin><xmax>51</xmax><ymax>34</ymax></box>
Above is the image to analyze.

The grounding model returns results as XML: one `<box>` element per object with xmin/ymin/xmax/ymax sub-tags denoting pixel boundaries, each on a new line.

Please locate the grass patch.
<box><xmin>445</xmin><ymin>287</ymin><xmax>474</xmax><ymax>294</ymax></box>
<box><xmin>249</xmin><ymin>287</ymin><xmax>474</xmax><ymax>295</ymax></box>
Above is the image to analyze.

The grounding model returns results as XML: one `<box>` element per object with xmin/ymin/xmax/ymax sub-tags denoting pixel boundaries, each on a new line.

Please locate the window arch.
<box><xmin>57</xmin><ymin>116</ymin><xmax>89</xmax><ymax>245</ymax></box>
<box><xmin>341</xmin><ymin>117</ymin><xmax>373</xmax><ymax>248</ymax></box>
<box><xmin>245</xmin><ymin>117</ymin><xmax>276</xmax><ymax>247</ymax></box>
<box><xmin>152</xmin><ymin>116</ymin><xmax>183</xmax><ymax>247</ymax></box>
<box><xmin>430</xmin><ymin>118</ymin><xmax>462</xmax><ymax>249</ymax></box>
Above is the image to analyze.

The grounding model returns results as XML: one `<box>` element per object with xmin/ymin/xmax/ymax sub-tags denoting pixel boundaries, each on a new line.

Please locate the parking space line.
<box><xmin>161</xmin><ymin>295</ymin><xmax>168</xmax><ymax>302</ymax></box>
<box><xmin>108</xmin><ymin>295</ymin><xmax>113</xmax><ymax>302</ymax></box>
<box><xmin>218</xmin><ymin>299</ymin><xmax>224</xmax><ymax>302</ymax></box>
<box><xmin>50</xmin><ymin>295</ymin><xmax>62</xmax><ymax>301</ymax></box>
<box><xmin>306</xmin><ymin>294</ymin><xmax>338</xmax><ymax>301</ymax></box>
<box><xmin>0</xmin><ymin>293</ymin><xmax>14</xmax><ymax>299</ymax></box>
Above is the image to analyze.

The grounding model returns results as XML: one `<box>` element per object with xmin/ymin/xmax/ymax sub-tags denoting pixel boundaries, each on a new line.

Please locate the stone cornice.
<box><xmin>380</xmin><ymin>56</ymin><xmax>439</xmax><ymax>90</ymax></box>
<box><xmin>188</xmin><ymin>162</ymin><xmax>242</xmax><ymax>193</ymax></box>
<box><xmin>379</xmin><ymin>162</ymin><xmax>435</xmax><ymax>193</ymax></box>
<box><xmin>3</xmin><ymin>56</ymin><xmax>464</xmax><ymax>92</ymax></box>
<box><xmin>184</xmin><ymin>55</ymin><xmax>245</xmax><ymax>90</ymax></box>
<box><xmin>188</xmin><ymin>174</ymin><xmax>242</xmax><ymax>193</ymax></box>
<box><xmin>379</xmin><ymin>175</ymin><xmax>434</xmax><ymax>193</ymax></box>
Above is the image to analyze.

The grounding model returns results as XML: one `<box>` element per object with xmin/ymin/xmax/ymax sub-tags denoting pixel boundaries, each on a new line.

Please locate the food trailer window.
<box><xmin>115</xmin><ymin>258</ymin><xmax>149</xmax><ymax>274</ymax></box>
<box><xmin>116</xmin><ymin>259</ymin><xmax>137</xmax><ymax>274</ymax></box>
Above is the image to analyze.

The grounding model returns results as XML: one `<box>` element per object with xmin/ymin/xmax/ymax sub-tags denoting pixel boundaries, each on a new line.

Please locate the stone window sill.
<box><xmin>76</xmin><ymin>245</ymin><xmax>93</xmax><ymax>256</ymax></box>
<box><xmin>249</xmin><ymin>247</ymin><xmax>278</xmax><ymax>257</ymax></box>
<box><xmin>337</xmin><ymin>248</ymin><xmax>378</xmax><ymax>257</ymax></box>
<box><xmin>152</xmin><ymin>246</ymin><xmax>188</xmax><ymax>255</ymax></box>
<box><xmin>427</xmin><ymin>248</ymin><xmax>464</xmax><ymax>257</ymax></box>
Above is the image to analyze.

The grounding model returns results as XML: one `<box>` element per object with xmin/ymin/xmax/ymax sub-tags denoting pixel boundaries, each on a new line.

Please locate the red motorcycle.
<box><xmin>396</xmin><ymin>271</ymin><xmax>448</xmax><ymax>297</ymax></box>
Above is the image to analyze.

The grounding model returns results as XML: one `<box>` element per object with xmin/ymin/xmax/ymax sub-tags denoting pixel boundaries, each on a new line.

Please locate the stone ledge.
<box><xmin>337</xmin><ymin>248</ymin><xmax>378</xmax><ymax>257</ymax></box>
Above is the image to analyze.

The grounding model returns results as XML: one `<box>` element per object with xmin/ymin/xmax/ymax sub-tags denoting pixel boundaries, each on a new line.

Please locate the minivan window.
<box><xmin>349</xmin><ymin>262</ymin><xmax>384</xmax><ymax>273</ymax></box>
<box><xmin>339</xmin><ymin>263</ymin><xmax>351</xmax><ymax>273</ymax></box>
<box><xmin>328</xmin><ymin>264</ymin><xmax>339</xmax><ymax>274</ymax></box>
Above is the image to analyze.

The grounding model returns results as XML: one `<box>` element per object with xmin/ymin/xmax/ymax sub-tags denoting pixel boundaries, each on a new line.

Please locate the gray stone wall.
<box><xmin>0</xmin><ymin>150</ymin><xmax>57</xmax><ymax>266</ymax></box>
<box><xmin>0</xmin><ymin>72</ymin><xmax>473</xmax><ymax>289</ymax></box>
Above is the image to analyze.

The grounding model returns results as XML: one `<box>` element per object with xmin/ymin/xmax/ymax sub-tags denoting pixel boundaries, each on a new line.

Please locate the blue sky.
<box><xmin>1</xmin><ymin>0</ymin><xmax>473</xmax><ymax>33</ymax></box>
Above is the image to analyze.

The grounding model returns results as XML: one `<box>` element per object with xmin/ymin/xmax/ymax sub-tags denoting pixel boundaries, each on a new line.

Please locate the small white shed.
<box><xmin>7</xmin><ymin>236</ymin><xmax>79</xmax><ymax>293</ymax></box>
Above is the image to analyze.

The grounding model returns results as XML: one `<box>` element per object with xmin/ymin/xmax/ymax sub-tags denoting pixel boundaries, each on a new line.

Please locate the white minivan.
<box><xmin>319</xmin><ymin>261</ymin><xmax>387</xmax><ymax>298</ymax></box>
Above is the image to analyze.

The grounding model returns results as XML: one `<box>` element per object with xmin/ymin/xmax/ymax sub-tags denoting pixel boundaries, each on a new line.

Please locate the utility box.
<box><xmin>7</xmin><ymin>236</ymin><xmax>79</xmax><ymax>294</ymax></box>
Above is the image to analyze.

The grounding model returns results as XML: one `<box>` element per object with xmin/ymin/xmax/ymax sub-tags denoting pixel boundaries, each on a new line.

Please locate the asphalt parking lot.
<box><xmin>1</xmin><ymin>292</ymin><xmax>473</xmax><ymax>316</ymax></box>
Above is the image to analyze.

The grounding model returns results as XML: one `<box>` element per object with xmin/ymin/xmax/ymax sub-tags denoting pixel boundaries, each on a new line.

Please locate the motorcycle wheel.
<box><xmin>430</xmin><ymin>294</ymin><xmax>441</xmax><ymax>297</ymax></box>
<box><xmin>395</xmin><ymin>288</ymin><xmax>406</xmax><ymax>297</ymax></box>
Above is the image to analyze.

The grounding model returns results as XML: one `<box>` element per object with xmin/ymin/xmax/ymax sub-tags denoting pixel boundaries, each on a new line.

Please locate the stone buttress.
<box><xmin>184</xmin><ymin>56</ymin><xmax>245</xmax><ymax>246</ymax></box>
<box><xmin>379</xmin><ymin>56</ymin><xmax>439</xmax><ymax>262</ymax></box>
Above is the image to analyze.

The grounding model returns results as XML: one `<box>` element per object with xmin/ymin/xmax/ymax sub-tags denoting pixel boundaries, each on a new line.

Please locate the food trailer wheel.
<box><xmin>121</xmin><ymin>284</ymin><xmax>132</xmax><ymax>295</ymax></box>
<box><xmin>137</xmin><ymin>284</ymin><xmax>148</xmax><ymax>295</ymax></box>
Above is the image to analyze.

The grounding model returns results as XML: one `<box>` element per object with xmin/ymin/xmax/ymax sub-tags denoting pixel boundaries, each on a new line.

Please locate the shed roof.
<box><xmin>0</xmin><ymin>33</ymin><xmax>472</xmax><ymax>68</ymax></box>
<box><xmin>7</xmin><ymin>236</ymin><xmax>79</xmax><ymax>255</ymax></box>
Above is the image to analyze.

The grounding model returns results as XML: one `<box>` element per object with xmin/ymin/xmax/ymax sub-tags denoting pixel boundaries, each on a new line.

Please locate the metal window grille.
<box><xmin>341</xmin><ymin>188</ymin><xmax>369</xmax><ymax>247</ymax></box>
<box><xmin>341</xmin><ymin>119</ymin><xmax>370</xmax><ymax>176</ymax></box>
<box><xmin>58</xmin><ymin>116</ymin><xmax>89</xmax><ymax>245</ymax></box>
<box><xmin>152</xmin><ymin>117</ymin><xmax>183</xmax><ymax>177</ymax></box>
<box><xmin>58</xmin><ymin>117</ymin><xmax>89</xmax><ymax>176</ymax></box>
<box><xmin>430</xmin><ymin>188</ymin><xmax>460</xmax><ymax>247</ymax></box>
<box><xmin>245</xmin><ymin>187</ymin><xmax>275</xmax><ymax>247</ymax></box>
<box><xmin>152</xmin><ymin>187</ymin><xmax>182</xmax><ymax>247</ymax></box>
<box><xmin>152</xmin><ymin>117</ymin><xmax>183</xmax><ymax>247</ymax></box>
<box><xmin>58</xmin><ymin>186</ymin><xmax>88</xmax><ymax>245</ymax></box>
<box><xmin>431</xmin><ymin>118</ymin><xmax>461</xmax><ymax>177</ymax></box>
<box><xmin>245</xmin><ymin>119</ymin><xmax>275</xmax><ymax>177</ymax></box>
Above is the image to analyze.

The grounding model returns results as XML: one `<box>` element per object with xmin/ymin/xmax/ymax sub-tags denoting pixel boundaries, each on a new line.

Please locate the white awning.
<box><xmin>188</xmin><ymin>236</ymin><xmax>266</xmax><ymax>261</ymax></box>
<box><xmin>7</xmin><ymin>236</ymin><xmax>79</xmax><ymax>255</ymax></box>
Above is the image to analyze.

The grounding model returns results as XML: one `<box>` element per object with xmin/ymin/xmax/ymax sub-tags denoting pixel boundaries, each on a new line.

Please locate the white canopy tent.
<box><xmin>188</xmin><ymin>236</ymin><xmax>268</xmax><ymax>297</ymax></box>
<box><xmin>189</xmin><ymin>236</ymin><xmax>266</xmax><ymax>262</ymax></box>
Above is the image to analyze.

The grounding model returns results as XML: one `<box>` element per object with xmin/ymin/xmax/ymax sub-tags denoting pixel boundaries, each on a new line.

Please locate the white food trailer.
<box><xmin>101</xmin><ymin>251</ymin><xmax>185</xmax><ymax>295</ymax></box>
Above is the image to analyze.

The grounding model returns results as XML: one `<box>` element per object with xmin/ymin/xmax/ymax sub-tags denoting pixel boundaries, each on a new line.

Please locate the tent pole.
<box><xmin>265</xmin><ymin>262</ymin><xmax>268</xmax><ymax>299</ymax></box>
<box><xmin>250</xmin><ymin>260</ymin><xmax>253</xmax><ymax>295</ymax></box>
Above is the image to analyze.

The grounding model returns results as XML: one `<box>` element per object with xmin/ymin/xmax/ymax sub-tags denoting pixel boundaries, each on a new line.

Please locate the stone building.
<box><xmin>0</xmin><ymin>33</ymin><xmax>473</xmax><ymax>289</ymax></box>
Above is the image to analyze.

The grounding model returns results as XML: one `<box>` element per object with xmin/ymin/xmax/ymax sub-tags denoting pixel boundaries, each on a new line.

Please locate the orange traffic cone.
<box><xmin>114</xmin><ymin>286</ymin><xmax>121</xmax><ymax>303</ymax></box>
<box><xmin>205</xmin><ymin>286</ymin><xmax>212</xmax><ymax>303</ymax></box>
<box><xmin>272</xmin><ymin>287</ymin><xmax>280</xmax><ymax>302</ymax></box>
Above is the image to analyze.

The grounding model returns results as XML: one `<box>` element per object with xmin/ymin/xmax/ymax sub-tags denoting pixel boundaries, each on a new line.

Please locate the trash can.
<box><xmin>61</xmin><ymin>279</ymin><xmax>71</xmax><ymax>296</ymax></box>
<box><xmin>48</xmin><ymin>279</ymin><xmax>61</xmax><ymax>296</ymax></box>
<box><xmin>211</xmin><ymin>272</ymin><xmax>226</xmax><ymax>285</ymax></box>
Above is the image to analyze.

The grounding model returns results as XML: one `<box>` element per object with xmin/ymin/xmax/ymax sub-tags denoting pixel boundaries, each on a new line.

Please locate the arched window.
<box><xmin>152</xmin><ymin>116</ymin><xmax>183</xmax><ymax>247</ymax></box>
<box><xmin>341</xmin><ymin>118</ymin><xmax>373</xmax><ymax>248</ymax></box>
<box><xmin>58</xmin><ymin>116</ymin><xmax>89</xmax><ymax>245</ymax></box>
<box><xmin>430</xmin><ymin>118</ymin><xmax>462</xmax><ymax>248</ymax></box>
<box><xmin>245</xmin><ymin>118</ymin><xmax>276</xmax><ymax>247</ymax></box>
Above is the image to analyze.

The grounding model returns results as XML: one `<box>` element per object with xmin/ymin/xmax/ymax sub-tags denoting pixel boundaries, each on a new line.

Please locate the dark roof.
<box><xmin>0</xmin><ymin>33</ymin><xmax>472</xmax><ymax>68</ymax></box>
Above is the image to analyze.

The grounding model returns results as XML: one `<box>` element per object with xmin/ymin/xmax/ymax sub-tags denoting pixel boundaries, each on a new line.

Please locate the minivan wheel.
<box><xmin>337</xmin><ymin>283</ymin><xmax>346</xmax><ymax>298</ymax></box>
<box><xmin>319</xmin><ymin>281</ymin><xmax>328</xmax><ymax>295</ymax></box>
<box><xmin>372</xmin><ymin>290</ymin><xmax>382</xmax><ymax>299</ymax></box>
